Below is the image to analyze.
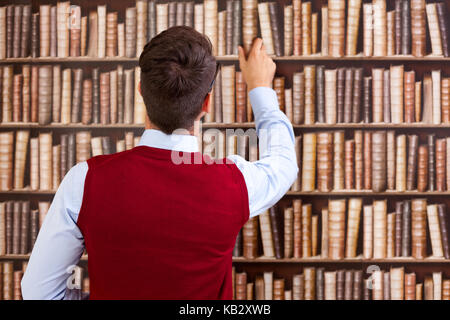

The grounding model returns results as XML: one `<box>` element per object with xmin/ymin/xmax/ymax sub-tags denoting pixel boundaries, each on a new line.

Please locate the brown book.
<box><xmin>243</xmin><ymin>217</ymin><xmax>258</xmax><ymax>259</ymax></box>
<box><xmin>168</xmin><ymin>2</ymin><xmax>176</xmax><ymax>28</ymax></box>
<box><xmin>415</xmin><ymin>80</ymin><xmax>422</xmax><ymax>122</ymax></box>
<box><xmin>38</xmin><ymin>65</ymin><xmax>52</xmax><ymax>125</ymax></box>
<box><xmin>105</xmin><ymin>12</ymin><xmax>118</xmax><ymax>57</ymax></box>
<box><xmin>52</xmin><ymin>144</ymin><xmax>60</xmax><ymax>189</ymax></box>
<box><xmin>222</xmin><ymin>65</ymin><xmax>235</xmax><ymax>123</ymax></box>
<box><xmin>69</xmin><ymin>6</ymin><xmax>81</xmax><ymax>57</ymax></box>
<box><xmin>436</xmin><ymin>2</ymin><xmax>449</xmax><ymax>57</ymax></box>
<box><xmin>444</xmin><ymin>280</ymin><xmax>450</xmax><ymax>300</ymax></box>
<box><xmin>324</xmin><ymin>271</ymin><xmax>336</xmax><ymax>300</ymax></box>
<box><xmin>20</xmin><ymin>4</ymin><xmax>31</xmax><ymax>58</ymax></box>
<box><xmin>257</xmin><ymin>2</ymin><xmax>274</xmax><ymax>56</ymax></box>
<box><xmin>304</xmin><ymin>267</ymin><xmax>315</xmax><ymax>300</ymax></box>
<box><xmin>424</xmin><ymin>276</ymin><xmax>433</xmax><ymax>300</ymax></box>
<box><xmin>301</xmin><ymin>133</ymin><xmax>316</xmax><ymax>191</ymax></box>
<box><xmin>316</xmin><ymin>66</ymin><xmax>325</xmax><ymax>123</ymax></box>
<box><xmin>269</xmin><ymin>206</ymin><xmax>282</xmax><ymax>259</ymax></box>
<box><xmin>71</xmin><ymin>68</ymin><xmax>83</xmax><ymax>123</ymax></box>
<box><xmin>213</xmin><ymin>68</ymin><xmax>222</xmax><ymax>123</ymax></box>
<box><xmin>292</xmin><ymin>0</ymin><xmax>301</xmax><ymax>56</ymax></box>
<box><xmin>136</xmin><ymin>0</ymin><xmax>148</xmax><ymax>55</ymax></box>
<box><xmin>12</xmin><ymin>201</ymin><xmax>21</xmax><ymax>254</ymax></box>
<box><xmin>268</xmin><ymin>2</ymin><xmax>282</xmax><ymax>56</ymax></box>
<box><xmin>12</xmin><ymin>74</ymin><xmax>22</xmax><ymax>122</ymax></box>
<box><xmin>176</xmin><ymin>2</ymin><xmax>185</xmax><ymax>26</ymax></box>
<box><xmin>0</xmin><ymin>7</ymin><xmax>6</xmax><ymax>59</ymax></box>
<box><xmin>352</xmin><ymin>68</ymin><xmax>363</xmax><ymax>123</ymax></box>
<box><xmin>0</xmin><ymin>132</ymin><xmax>13</xmax><ymax>191</ymax></box>
<box><xmin>390</xmin><ymin>65</ymin><xmax>404</xmax><ymax>123</ymax></box>
<box><xmin>426</xmin><ymin>204</ymin><xmax>444</xmax><ymax>258</ymax></box>
<box><xmin>394</xmin><ymin>202</ymin><xmax>403</xmax><ymax>257</ymax></box>
<box><xmin>344</xmin><ymin>68</ymin><xmax>354</xmax><ymax>122</ymax></box>
<box><xmin>428</xmin><ymin>134</ymin><xmax>436</xmax><ymax>191</ymax></box>
<box><xmin>301</xmin><ymin>2</ymin><xmax>311</xmax><ymax>56</ymax></box>
<box><xmin>259</xmin><ymin>210</ymin><xmax>274</xmax><ymax>258</ymax></box>
<box><xmin>411</xmin><ymin>0</ymin><xmax>426</xmax><ymax>57</ymax></box>
<box><xmin>402</xmin><ymin>200</ymin><xmax>411</xmax><ymax>257</ymax></box>
<box><xmin>344</xmin><ymin>270</ymin><xmax>354</xmax><ymax>300</ymax></box>
<box><xmin>411</xmin><ymin>199</ymin><xmax>427</xmax><ymax>259</ymax></box>
<box><xmin>311</xmin><ymin>13</ymin><xmax>318</xmax><ymax>54</ymax></box>
<box><xmin>232</xmin><ymin>0</ymin><xmax>241</xmax><ymax>55</ymax></box>
<box><xmin>328</xmin><ymin>199</ymin><xmax>346</xmax><ymax>260</ymax></box>
<box><xmin>405</xmin><ymin>273</ymin><xmax>416</xmax><ymax>300</ymax></box>
<box><xmin>217</xmin><ymin>11</ymin><xmax>226</xmax><ymax>56</ymax></box>
<box><xmin>242</xmin><ymin>0</ymin><xmax>257</xmax><ymax>54</ymax></box>
<box><xmin>363</xmin><ymin>131</ymin><xmax>372</xmax><ymax>190</ymax></box>
<box><xmin>426</xmin><ymin>3</ymin><xmax>443</xmax><ymax>56</ymax></box>
<box><xmin>51</xmin><ymin>65</ymin><xmax>60</xmax><ymax>123</ymax></box>
<box><xmin>3</xmin><ymin>261</ymin><xmax>13</xmax><ymax>299</ymax></box>
<box><xmin>20</xmin><ymin>201</ymin><xmax>29</xmax><ymax>254</ymax></box>
<box><xmin>81</xmin><ymin>16</ymin><xmax>88</xmax><ymax>57</ymax></box>
<box><xmin>292</xmin><ymin>72</ymin><xmax>304</xmax><ymax>124</ymax></box>
<box><xmin>12</xmin><ymin>5</ymin><xmax>22</xmax><ymax>58</ymax></box>
<box><xmin>315</xmin><ymin>268</ymin><xmax>324</xmax><ymax>300</ymax></box>
<box><xmin>304</xmin><ymin>65</ymin><xmax>315</xmax><ymax>124</ymax></box>
<box><xmin>363</xmin><ymin>205</ymin><xmax>373</xmax><ymax>259</ymax></box>
<box><xmin>437</xmin><ymin>204</ymin><xmax>450</xmax><ymax>259</ymax></box>
<box><xmin>333</xmin><ymin>131</ymin><xmax>345</xmax><ymax>190</ymax></box>
<box><xmin>395</xmin><ymin>134</ymin><xmax>406</xmax><ymax>191</ymax></box>
<box><xmin>387</xmin><ymin>212</ymin><xmax>395</xmax><ymax>257</ymax></box>
<box><xmin>109</xmin><ymin>70</ymin><xmax>118</xmax><ymax>124</ymax></box>
<box><xmin>345</xmin><ymin>139</ymin><xmax>355</xmax><ymax>190</ymax></box>
<box><xmin>100</xmin><ymin>72</ymin><xmax>110</xmax><ymax>125</ymax></box>
<box><xmin>442</xmin><ymin>78</ymin><xmax>450</xmax><ymax>123</ymax></box>
<box><xmin>235</xmin><ymin>272</ymin><xmax>247</xmax><ymax>300</ymax></box>
<box><xmin>406</xmin><ymin>135</ymin><xmax>419</xmax><ymax>191</ymax></box>
<box><xmin>123</xmin><ymin>68</ymin><xmax>134</xmax><ymax>124</ymax></box>
<box><xmin>5</xmin><ymin>5</ymin><xmax>13</xmax><ymax>58</ymax></box>
<box><xmin>255</xmin><ymin>276</ymin><xmax>264</xmax><ymax>300</ymax></box>
<box><xmin>284</xmin><ymin>5</ymin><xmax>293</xmax><ymax>56</ymax></box>
<box><xmin>336</xmin><ymin>68</ymin><xmax>345</xmax><ymax>123</ymax></box>
<box><xmin>418</xmin><ymin>145</ymin><xmax>428</xmax><ymax>191</ymax></box>
<box><xmin>401</xmin><ymin>0</ymin><xmax>411</xmax><ymax>55</ymax></box>
<box><xmin>363</xmin><ymin>3</ymin><xmax>373</xmax><ymax>56</ymax></box>
<box><xmin>321</xmin><ymin>208</ymin><xmax>328</xmax><ymax>258</ymax></box>
<box><xmin>293</xmin><ymin>200</ymin><xmax>302</xmax><ymax>258</ymax></box>
<box><xmin>387</xmin><ymin>11</ymin><xmax>395</xmax><ymax>56</ymax></box>
<box><xmin>29</xmin><ymin>137</ymin><xmax>39</xmax><ymax>190</ymax></box>
<box><xmin>81</xmin><ymin>79</ymin><xmax>92</xmax><ymax>125</ymax></box>
<box><xmin>117</xmin><ymin>65</ymin><xmax>124</xmax><ymax>124</ymax></box>
<box><xmin>422</xmin><ymin>75</ymin><xmax>433</xmax><ymax>124</ymax></box>
<box><xmin>60</xmin><ymin>69</ymin><xmax>70</xmax><ymax>123</ymax></box>
<box><xmin>372</xmin><ymin>131</ymin><xmax>387</xmax><ymax>192</ymax></box>
<box><xmin>362</xmin><ymin>76</ymin><xmax>371</xmax><ymax>123</ymax></box>
<box><xmin>317</xmin><ymin>132</ymin><xmax>333</xmax><ymax>192</ymax></box>
<box><xmin>224</xmin><ymin>0</ymin><xmax>233</xmax><ymax>55</ymax></box>
<box><xmin>293</xmin><ymin>274</ymin><xmax>304</xmax><ymax>300</ymax></box>
<box><xmin>346</xmin><ymin>198</ymin><xmax>362</xmax><ymax>258</ymax></box>
<box><xmin>284</xmin><ymin>207</ymin><xmax>293</xmax><ymax>258</ymax></box>
<box><xmin>328</xmin><ymin>0</ymin><xmax>345</xmax><ymax>57</ymax></box>
<box><xmin>372</xmin><ymin>68</ymin><xmax>384</xmax><ymax>123</ymax></box>
<box><xmin>390</xmin><ymin>267</ymin><xmax>404</xmax><ymax>300</ymax></box>
<box><xmin>273</xmin><ymin>77</ymin><xmax>285</xmax><ymax>113</ymax></box>
<box><xmin>373</xmin><ymin>0</ymin><xmax>387</xmax><ymax>57</ymax></box>
<box><xmin>31</xmin><ymin>13</ymin><xmax>39</xmax><ymax>58</ymax></box>
<box><xmin>404</xmin><ymin>71</ymin><xmax>415</xmax><ymax>123</ymax></box>
<box><xmin>336</xmin><ymin>270</ymin><xmax>345</xmax><ymax>300</ymax></box>
<box><xmin>302</xmin><ymin>204</ymin><xmax>312</xmax><ymax>258</ymax></box>
<box><xmin>2</xmin><ymin>65</ymin><xmax>13</xmax><ymax>122</ymax></box>
<box><xmin>13</xmin><ymin>130</ymin><xmax>29</xmax><ymax>190</ymax></box>
<box><xmin>204</xmin><ymin>0</ymin><xmax>217</xmax><ymax>55</ymax></box>
<box><xmin>124</xmin><ymin>8</ymin><xmax>136</xmax><ymax>58</ymax></box>
<box><xmin>373</xmin><ymin>200</ymin><xmax>387</xmax><ymax>259</ymax></box>
<box><xmin>76</xmin><ymin>131</ymin><xmax>91</xmax><ymax>163</ymax></box>
<box><xmin>273</xmin><ymin>279</ymin><xmax>284</xmax><ymax>300</ymax></box>
<box><xmin>345</xmin><ymin>0</ymin><xmax>362</xmax><ymax>56</ymax></box>
<box><xmin>436</xmin><ymin>138</ymin><xmax>446</xmax><ymax>191</ymax></box>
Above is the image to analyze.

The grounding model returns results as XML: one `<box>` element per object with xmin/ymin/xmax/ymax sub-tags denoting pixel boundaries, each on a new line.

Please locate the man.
<box><xmin>21</xmin><ymin>26</ymin><xmax>298</xmax><ymax>300</ymax></box>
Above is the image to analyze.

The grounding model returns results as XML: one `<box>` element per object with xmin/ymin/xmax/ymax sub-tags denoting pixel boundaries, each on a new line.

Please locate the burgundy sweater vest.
<box><xmin>77</xmin><ymin>146</ymin><xmax>249</xmax><ymax>299</ymax></box>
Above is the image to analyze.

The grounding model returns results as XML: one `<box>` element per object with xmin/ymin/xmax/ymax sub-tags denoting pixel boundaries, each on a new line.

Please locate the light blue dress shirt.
<box><xmin>21</xmin><ymin>87</ymin><xmax>298</xmax><ymax>299</ymax></box>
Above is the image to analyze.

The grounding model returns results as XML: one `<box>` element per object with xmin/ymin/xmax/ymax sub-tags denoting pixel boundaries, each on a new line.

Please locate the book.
<box><xmin>436</xmin><ymin>2</ymin><xmax>449</xmax><ymax>57</ymax></box>
<box><xmin>301</xmin><ymin>2</ymin><xmax>311</xmax><ymax>55</ymax></box>
<box><xmin>401</xmin><ymin>0</ymin><xmax>411</xmax><ymax>55</ymax></box>
<box><xmin>426</xmin><ymin>3</ymin><xmax>443</xmax><ymax>56</ymax></box>
<box><xmin>328</xmin><ymin>0</ymin><xmax>345</xmax><ymax>57</ymax></box>
<box><xmin>363</xmin><ymin>3</ymin><xmax>373</xmax><ymax>56</ymax></box>
<box><xmin>345</xmin><ymin>0</ymin><xmax>361</xmax><ymax>56</ymax></box>
<box><xmin>373</xmin><ymin>0</ymin><xmax>387</xmax><ymax>57</ymax></box>
<box><xmin>328</xmin><ymin>199</ymin><xmax>346</xmax><ymax>260</ymax></box>
<box><xmin>301</xmin><ymin>133</ymin><xmax>316</xmax><ymax>191</ymax></box>
<box><xmin>437</xmin><ymin>204</ymin><xmax>450</xmax><ymax>259</ymax></box>
<box><xmin>426</xmin><ymin>204</ymin><xmax>444</xmax><ymax>257</ymax></box>
<box><xmin>268</xmin><ymin>2</ymin><xmax>282</xmax><ymax>56</ymax></box>
<box><xmin>345</xmin><ymin>198</ymin><xmax>362</xmax><ymax>258</ymax></box>
<box><xmin>411</xmin><ymin>0</ymin><xmax>427</xmax><ymax>57</ymax></box>
<box><xmin>411</xmin><ymin>199</ymin><xmax>427</xmax><ymax>259</ymax></box>
<box><xmin>302</xmin><ymin>204</ymin><xmax>312</xmax><ymax>258</ymax></box>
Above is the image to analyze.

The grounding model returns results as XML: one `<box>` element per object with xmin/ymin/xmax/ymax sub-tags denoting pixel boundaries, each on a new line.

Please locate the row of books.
<box><xmin>235</xmin><ymin>198</ymin><xmax>450</xmax><ymax>261</ymax></box>
<box><xmin>2</xmin><ymin>64</ymin><xmax>450</xmax><ymax>125</ymax></box>
<box><xmin>232</xmin><ymin>267</ymin><xmax>450</xmax><ymax>300</ymax></box>
<box><xmin>0</xmin><ymin>1</ymin><xmax>448</xmax><ymax>59</ymax></box>
<box><xmin>0</xmin><ymin>261</ymin><xmax>25</xmax><ymax>300</ymax></box>
<box><xmin>0</xmin><ymin>130</ymin><xmax>141</xmax><ymax>192</ymax></box>
<box><xmin>0</xmin><ymin>201</ymin><xmax>50</xmax><ymax>255</ymax></box>
<box><xmin>293</xmin><ymin>131</ymin><xmax>450</xmax><ymax>193</ymax></box>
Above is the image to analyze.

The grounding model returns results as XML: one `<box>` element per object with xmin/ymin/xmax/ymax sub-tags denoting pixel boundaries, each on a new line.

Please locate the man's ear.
<box><xmin>202</xmin><ymin>93</ymin><xmax>211</xmax><ymax>113</ymax></box>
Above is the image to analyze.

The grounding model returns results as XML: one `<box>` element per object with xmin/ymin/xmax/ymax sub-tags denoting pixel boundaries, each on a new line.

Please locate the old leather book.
<box><xmin>386</xmin><ymin>11</ymin><xmax>395</xmax><ymax>56</ymax></box>
<box><xmin>273</xmin><ymin>279</ymin><xmax>285</xmax><ymax>300</ymax></box>
<box><xmin>81</xmin><ymin>16</ymin><xmax>88</xmax><ymax>56</ymax></box>
<box><xmin>235</xmin><ymin>272</ymin><xmax>247</xmax><ymax>300</ymax></box>
<box><xmin>257</xmin><ymin>2</ymin><xmax>274</xmax><ymax>55</ymax></box>
<box><xmin>363</xmin><ymin>3</ymin><xmax>373</xmax><ymax>56</ymax></box>
<box><xmin>328</xmin><ymin>199</ymin><xmax>346</xmax><ymax>260</ymax></box>
<box><xmin>436</xmin><ymin>2</ymin><xmax>449</xmax><ymax>57</ymax></box>
<box><xmin>2</xmin><ymin>65</ymin><xmax>13</xmax><ymax>122</ymax></box>
<box><xmin>285</xmin><ymin>88</ymin><xmax>293</xmax><ymax>122</ymax></box>
<box><xmin>404</xmin><ymin>71</ymin><xmax>415</xmax><ymax>123</ymax></box>
<box><xmin>124</xmin><ymin>7</ymin><xmax>136</xmax><ymax>58</ymax></box>
<box><xmin>363</xmin><ymin>205</ymin><xmax>373</xmax><ymax>259</ymax></box>
<box><xmin>3</xmin><ymin>261</ymin><xmax>14</xmax><ymax>299</ymax></box>
<box><xmin>390</xmin><ymin>267</ymin><xmax>404</xmax><ymax>300</ymax></box>
<box><xmin>31</xmin><ymin>13</ymin><xmax>39</xmax><ymax>58</ymax></box>
<box><xmin>344</xmin><ymin>270</ymin><xmax>354</xmax><ymax>300</ymax></box>
<box><xmin>343</xmin><ymin>68</ymin><xmax>353</xmax><ymax>123</ymax></box>
<box><xmin>321</xmin><ymin>6</ymin><xmax>328</xmax><ymax>56</ymax></box>
<box><xmin>30</xmin><ymin>209</ymin><xmax>39</xmax><ymax>249</ymax></box>
<box><xmin>405</xmin><ymin>273</ymin><xmax>416</xmax><ymax>300</ymax></box>
<box><xmin>269</xmin><ymin>206</ymin><xmax>282</xmax><ymax>259</ymax></box>
<box><xmin>395</xmin><ymin>134</ymin><xmax>406</xmax><ymax>191</ymax></box>
<box><xmin>273</xmin><ymin>76</ymin><xmax>285</xmax><ymax>113</ymax></box>
<box><xmin>284</xmin><ymin>5</ymin><xmax>293</xmax><ymax>56</ymax></box>
<box><xmin>363</xmin><ymin>131</ymin><xmax>372</xmax><ymax>190</ymax></box>
<box><xmin>0</xmin><ymin>132</ymin><xmax>13</xmax><ymax>191</ymax></box>
<box><xmin>311</xmin><ymin>13</ymin><xmax>318</xmax><ymax>54</ymax></box>
<box><xmin>333</xmin><ymin>131</ymin><xmax>345</xmax><ymax>190</ymax></box>
<box><xmin>336</xmin><ymin>270</ymin><xmax>345</xmax><ymax>300</ymax></box>
<box><xmin>86</xmin><ymin>11</ymin><xmax>98</xmax><ymax>57</ymax></box>
<box><xmin>147</xmin><ymin>0</ymin><xmax>156</xmax><ymax>40</ymax></box>
<box><xmin>38</xmin><ymin>65</ymin><xmax>52</xmax><ymax>125</ymax></box>
<box><xmin>176</xmin><ymin>1</ymin><xmax>185</xmax><ymax>26</ymax></box>
<box><xmin>428</xmin><ymin>134</ymin><xmax>436</xmax><ymax>191</ymax></box>
<box><xmin>324</xmin><ymin>271</ymin><xmax>336</xmax><ymax>300</ymax></box>
<box><xmin>411</xmin><ymin>198</ymin><xmax>427</xmax><ymax>259</ymax></box>
<box><xmin>372</xmin><ymin>68</ymin><xmax>384</xmax><ymax>122</ymax></box>
<box><xmin>242</xmin><ymin>0</ymin><xmax>257</xmax><ymax>53</ymax></box>
<box><xmin>5</xmin><ymin>5</ymin><xmax>12</xmax><ymax>58</ymax></box>
<box><xmin>401</xmin><ymin>200</ymin><xmax>411</xmax><ymax>257</ymax></box>
<box><xmin>317</xmin><ymin>132</ymin><xmax>333</xmax><ymax>192</ymax></box>
<box><xmin>268</xmin><ymin>2</ymin><xmax>282</xmax><ymax>56</ymax></box>
<box><xmin>156</xmin><ymin>3</ymin><xmax>168</xmax><ymax>35</ymax></box>
<box><xmin>20</xmin><ymin>4</ymin><xmax>30</xmax><ymax>57</ymax></box>
<box><xmin>345</xmin><ymin>0</ymin><xmax>361</xmax><ymax>56</ymax></box>
<box><xmin>232</xmin><ymin>228</ymin><xmax>242</xmax><ymax>257</ymax></box>
<box><xmin>217</xmin><ymin>11</ymin><xmax>226</xmax><ymax>56</ymax></box>
<box><xmin>292</xmin><ymin>72</ymin><xmax>304</xmax><ymax>124</ymax></box>
<box><xmin>232</xmin><ymin>0</ymin><xmax>241</xmax><ymax>55</ymax></box>
<box><xmin>437</xmin><ymin>204</ymin><xmax>450</xmax><ymax>259</ymax></box>
<box><xmin>53</xmin><ymin>145</ymin><xmax>61</xmax><ymax>187</ymax></box>
<box><xmin>387</xmin><ymin>212</ymin><xmax>395</xmax><ymax>257</ymax></box>
<box><xmin>20</xmin><ymin>201</ymin><xmax>29</xmax><ymax>254</ymax></box>
<box><xmin>373</xmin><ymin>200</ymin><xmax>387</xmax><ymax>259</ymax></box>
<box><xmin>433</xmin><ymin>272</ymin><xmax>442</xmax><ymax>300</ymax></box>
<box><xmin>431</xmin><ymin>70</ymin><xmax>441</xmax><ymax>124</ymax></box>
<box><xmin>312</xmin><ymin>215</ymin><xmax>318</xmax><ymax>256</ymax></box>
<box><xmin>168</xmin><ymin>2</ymin><xmax>176</xmax><ymax>28</ymax></box>
<box><xmin>293</xmin><ymin>274</ymin><xmax>304</xmax><ymax>300</ymax></box>
<box><xmin>96</xmin><ymin>5</ymin><xmax>107</xmax><ymax>58</ymax></box>
<box><xmin>316</xmin><ymin>65</ymin><xmax>325</xmax><ymax>123</ymax></box>
<box><xmin>293</xmin><ymin>200</ymin><xmax>302</xmax><ymax>258</ymax></box>
<box><xmin>345</xmin><ymin>139</ymin><xmax>355</xmax><ymax>190</ymax></box>
<box><xmin>345</xmin><ymin>198</ymin><xmax>362</xmax><ymax>258</ymax></box>
<box><xmin>444</xmin><ymin>280</ymin><xmax>450</xmax><ymax>300</ymax></box>
<box><xmin>394</xmin><ymin>202</ymin><xmax>403</xmax><ymax>257</ymax></box>
<box><xmin>394</xmin><ymin>0</ymin><xmax>402</xmax><ymax>55</ymax></box>
<box><xmin>29</xmin><ymin>137</ymin><xmax>39</xmax><ymax>190</ymax></box>
<box><xmin>442</xmin><ymin>78</ymin><xmax>450</xmax><ymax>123</ymax></box>
<box><xmin>321</xmin><ymin>208</ymin><xmax>329</xmax><ymax>258</ymax></box>
<box><xmin>382</xmin><ymin>69</ymin><xmax>391</xmax><ymax>122</ymax></box>
<box><xmin>315</xmin><ymin>268</ymin><xmax>324</xmax><ymax>300</ymax></box>
<box><xmin>204</xmin><ymin>0</ymin><xmax>217</xmax><ymax>55</ymax></box>
<box><xmin>81</xmin><ymin>79</ymin><xmax>93</xmax><ymax>125</ymax></box>
<box><xmin>406</xmin><ymin>135</ymin><xmax>419</xmax><ymax>190</ymax></box>
<box><xmin>109</xmin><ymin>70</ymin><xmax>118</xmax><ymax>124</ymax></box>
<box><xmin>99</xmin><ymin>72</ymin><xmax>110</xmax><ymax>125</ymax></box>
<box><xmin>105</xmin><ymin>12</ymin><xmax>117</xmax><ymax>57</ymax></box>
<box><xmin>436</xmin><ymin>138</ymin><xmax>446</xmax><ymax>191</ymax></box>
<box><xmin>372</xmin><ymin>271</ymin><xmax>384</xmax><ymax>300</ymax></box>
<box><xmin>328</xmin><ymin>0</ymin><xmax>345</xmax><ymax>57</ymax></box>
<box><xmin>39</xmin><ymin>133</ymin><xmax>52</xmax><ymax>190</ymax></box>
<box><xmin>422</xmin><ymin>75</ymin><xmax>433</xmax><ymax>124</ymax></box>
<box><xmin>262</xmin><ymin>272</ymin><xmax>273</xmax><ymax>300</ymax></box>
<box><xmin>401</xmin><ymin>0</ymin><xmax>411</xmax><ymax>55</ymax></box>
<box><xmin>336</xmin><ymin>68</ymin><xmax>345</xmax><ymax>123</ymax></box>
<box><xmin>362</xmin><ymin>76</ymin><xmax>371</xmax><ymax>123</ymax></box>
<box><xmin>134</xmin><ymin>67</ymin><xmax>146</xmax><ymax>124</ymax></box>
<box><xmin>12</xmin><ymin>74</ymin><xmax>22</xmax><ymax>122</ymax></box>
<box><xmin>291</xmin><ymin>137</ymin><xmax>301</xmax><ymax>191</ymax></box>
<box><xmin>56</xmin><ymin>2</ymin><xmax>69</xmax><ymax>57</ymax></box>
<box><xmin>302</xmin><ymin>204</ymin><xmax>312</xmax><ymax>258</ymax></box>
<box><xmin>259</xmin><ymin>211</ymin><xmax>274</xmax><ymax>257</ymax></box>
<box><xmin>69</xmin><ymin>6</ymin><xmax>81</xmax><ymax>57</ymax></box>
<box><xmin>254</xmin><ymin>276</ymin><xmax>264</xmax><ymax>300</ymax></box>
<box><xmin>243</xmin><ymin>217</ymin><xmax>258</xmax><ymax>259</ymax></box>
<box><xmin>411</xmin><ymin>0</ymin><xmax>426</xmax><ymax>57</ymax></box>
<box><xmin>213</xmin><ymin>68</ymin><xmax>222</xmax><ymax>123</ymax></box>
<box><xmin>221</xmin><ymin>65</ymin><xmax>235</xmax><ymax>123</ymax></box>
<box><xmin>390</xmin><ymin>65</ymin><xmax>404</xmax><ymax>123</ymax></box>
<box><xmin>372</xmin><ymin>0</ymin><xmax>387</xmax><ymax>57</ymax></box>
<box><xmin>123</xmin><ymin>68</ymin><xmax>134</xmax><ymax>124</ymax></box>
<box><xmin>13</xmin><ymin>130</ymin><xmax>29</xmax><ymax>190</ymax></box>
<box><xmin>225</xmin><ymin>0</ymin><xmax>233</xmax><ymax>55</ymax></box>
<box><xmin>60</xmin><ymin>68</ymin><xmax>71</xmax><ymax>124</ymax></box>
<box><xmin>67</xmin><ymin>133</ymin><xmax>75</xmax><ymax>172</ymax></box>
<box><xmin>50</xmin><ymin>6</ymin><xmax>57</xmax><ymax>56</ymax></box>
<box><xmin>89</xmin><ymin>68</ymin><xmax>99</xmax><ymax>124</ymax></box>
<box><xmin>304</xmin><ymin>65</ymin><xmax>315</xmax><ymax>124</ymax></box>
<box><xmin>0</xmin><ymin>7</ymin><xmax>6</xmax><ymax>59</ymax></box>
<box><xmin>426</xmin><ymin>204</ymin><xmax>444</xmax><ymax>257</ymax></box>
<box><xmin>50</xmin><ymin>65</ymin><xmax>60</xmax><ymax>123</ymax></box>
<box><xmin>415</xmin><ymin>81</ymin><xmax>422</xmax><ymax>122</ymax></box>
<box><xmin>292</xmin><ymin>0</ymin><xmax>301</xmax><ymax>56</ymax></box>
<box><xmin>426</xmin><ymin>3</ymin><xmax>443</xmax><ymax>56</ymax></box>
<box><xmin>4</xmin><ymin>201</ymin><xmax>13</xmax><ymax>253</ymax></box>
<box><xmin>284</xmin><ymin>207</ymin><xmax>293</xmax><ymax>258</ymax></box>
<box><xmin>71</xmin><ymin>68</ymin><xmax>83</xmax><ymax>123</ymax></box>
<box><xmin>424</xmin><ymin>276</ymin><xmax>433</xmax><ymax>300</ymax></box>
<box><xmin>301</xmin><ymin>133</ymin><xmax>316</xmax><ymax>191</ymax></box>
<box><xmin>372</xmin><ymin>131</ymin><xmax>387</xmax><ymax>192</ymax></box>
<box><xmin>301</xmin><ymin>2</ymin><xmax>311</xmax><ymax>55</ymax></box>
<box><xmin>418</xmin><ymin>145</ymin><xmax>428</xmax><ymax>191</ymax></box>
<box><xmin>76</xmin><ymin>131</ymin><xmax>91</xmax><ymax>163</ymax></box>
<box><xmin>136</xmin><ymin>0</ymin><xmax>148</xmax><ymax>55</ymax></box>
<box><xmin>12</xmin><ymin>5</ymin><xmax>22</xmax><ymax>58</ymax></box>
<box><xmin>304</xmin><ymin>267</ymin><xmax>315</xmax><ymax>300</ymax></box>
<box><xmin>352</xmin><ymin>68</ymin><xmax>363</xmax><ymax>123</ymax></box>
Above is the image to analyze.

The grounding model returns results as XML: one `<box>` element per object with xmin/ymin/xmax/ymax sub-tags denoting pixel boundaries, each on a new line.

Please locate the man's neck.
<box><xmin>145</xmin><ymin>116</ymin><xmax>199</xmax><ymax>136</ymax></box>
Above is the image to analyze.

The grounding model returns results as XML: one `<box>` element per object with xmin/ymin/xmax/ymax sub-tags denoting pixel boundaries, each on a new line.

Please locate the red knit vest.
<box><xmin>77</xmin><ymin>146</ymin><xmax>249</xmax><ymax>300</ymax></box>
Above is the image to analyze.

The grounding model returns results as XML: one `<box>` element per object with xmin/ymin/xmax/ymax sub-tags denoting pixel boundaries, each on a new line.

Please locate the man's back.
<box><xmin>78</xmin><ymin>146</ymin><xmax>248</xmax><ymax>299</ymax></box>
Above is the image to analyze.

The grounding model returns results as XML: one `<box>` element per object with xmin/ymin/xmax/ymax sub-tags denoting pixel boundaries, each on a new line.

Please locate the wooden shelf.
<box><xmin>0</xmin><ymin>254</ymin><xmax>88</xmax><ymax>261</ymax></box>
<box><xmin>232</xmin><ymin>256</ymin><xmax>450</xmax><ymax>263</ymax></box>
<box><xmin>3</xmin><ymin>122</ymin><xmax>450</xmax><ymax>130</ymax></box>
<box><xmin>0</xmin><ymin>55</ymin><xmax>448</xmax><ymax>64</ymax></box>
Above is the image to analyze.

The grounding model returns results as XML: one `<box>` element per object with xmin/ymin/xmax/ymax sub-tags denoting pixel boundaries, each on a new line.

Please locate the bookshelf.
<box><xmin>0</xmin><ymin>0</ymin><xmax>449</xmax><ymax>300</ymax></box>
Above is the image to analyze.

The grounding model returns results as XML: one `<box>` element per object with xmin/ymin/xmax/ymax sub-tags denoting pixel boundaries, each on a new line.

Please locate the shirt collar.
<box><xmin>138</xmin><ymin>129</ymin><xmax>199</xmax><ymax>153</ymax></box>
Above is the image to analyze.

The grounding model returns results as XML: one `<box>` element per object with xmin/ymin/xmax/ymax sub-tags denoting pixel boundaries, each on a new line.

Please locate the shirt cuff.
<box><xmin>248</xmin><ymin>87</ymin><xmax>279</xmax><ymax>120</ymax></box>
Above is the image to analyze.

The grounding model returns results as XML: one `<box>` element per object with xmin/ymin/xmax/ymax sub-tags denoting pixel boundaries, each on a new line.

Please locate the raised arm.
<box><xmin>227</xmin><ymin>39</ymin><xmax>299</xmax><ymax>218</ymax></box>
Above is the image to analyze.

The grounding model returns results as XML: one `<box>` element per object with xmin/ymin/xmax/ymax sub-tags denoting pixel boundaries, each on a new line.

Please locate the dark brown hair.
<box><xmin>139</xmin><ymin>26</ymin><xmax>217</xmax><ymax>134</ymax></box>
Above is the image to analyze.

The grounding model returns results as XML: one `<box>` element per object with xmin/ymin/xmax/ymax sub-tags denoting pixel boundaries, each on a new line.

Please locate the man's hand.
<box><xmin>238</xmin><ymin>38</ymin><xmax>276</xmax><ymax>91</ymax></box>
